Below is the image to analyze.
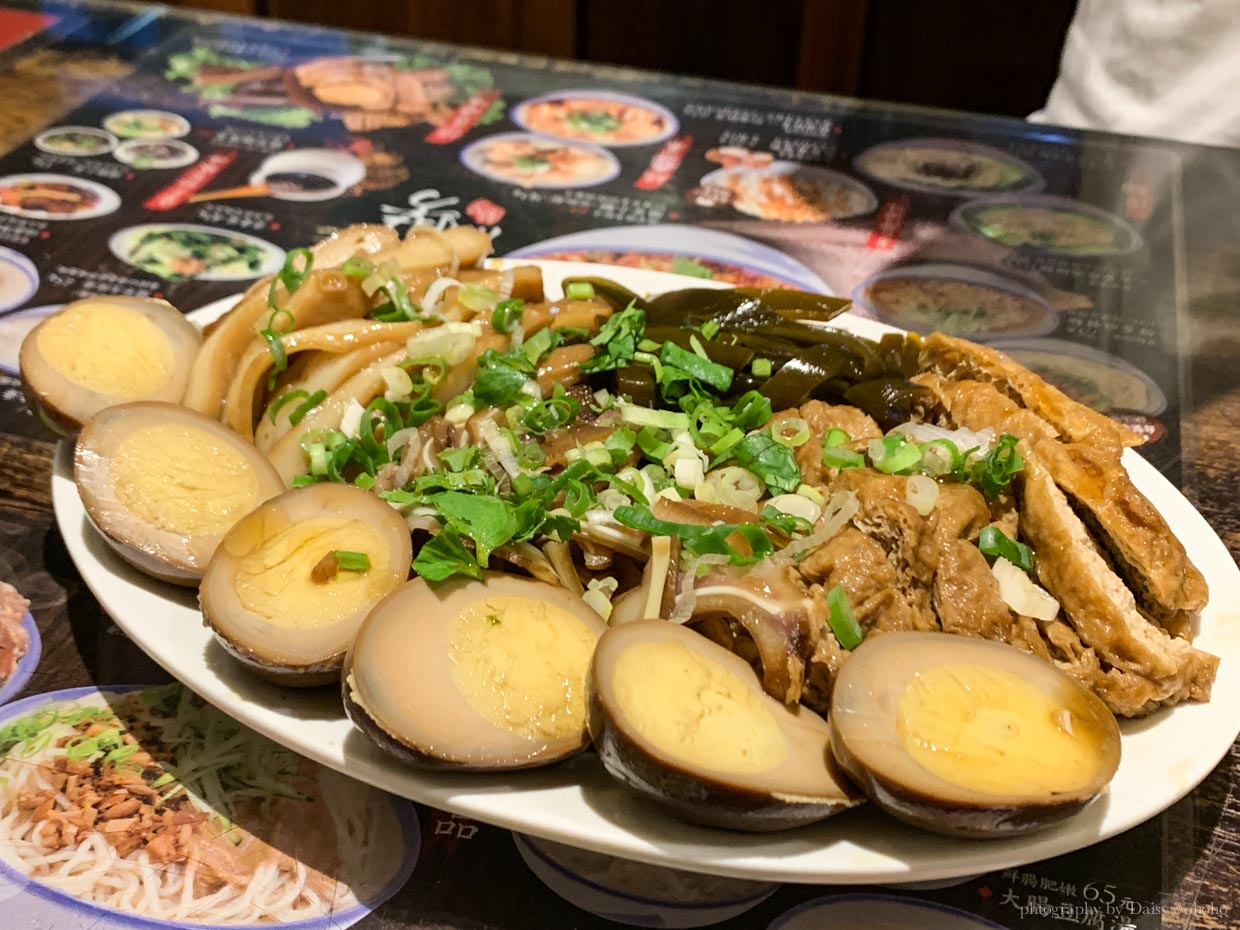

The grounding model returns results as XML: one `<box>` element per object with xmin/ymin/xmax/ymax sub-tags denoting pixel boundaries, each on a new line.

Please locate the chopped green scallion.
<box><xmin>491</xmin><ymin>298</ymin><xmax>524</xmax><ymax>333</ymax></box>
<box><xmin>826</xmin><ymin>585</ymin><xmax>863</xmax><ymax>649</ymax></box>
<box><xmin>821</xmin><ymin>445</ymin><xmax>864</xmax><ymax>469</ymax></box>
<box><xmin>977</xmin><ymin>526</ymin><xmax>1034</xmax><ymax>573</ymax></box>
<box><xmin>341</xmin><ymin>256</ymin><xmax>375</xmax><ymax>280</ymax></box>
<box><xmin>771</xmin><ymin>416</ymin><xmax>810</xmax><ymax>448</ymax></box>
<box><xmin>868</xmin><ymin>434</ymin><xmax>922</xmax><ymax>474</ymax></box>
<box><xmin>565</xmin><ymin>281</ymin><xmax>595</xmax><ymax>301</ymax></box>
<box><xmin>332</xmin><ymin>550</ymin><xmax>371</xmax><ymax>572</ymax></box>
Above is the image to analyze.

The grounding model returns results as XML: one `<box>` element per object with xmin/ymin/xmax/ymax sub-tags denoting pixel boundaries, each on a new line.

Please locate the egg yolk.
<box><xmin>897</xmin><ymin>664</ymin><xmax>1107</xmax><ymax>797</ymax></box>
<box><xmin>110</xmin><ymin>424</ymin><xmax>260</xmax><ymax>537</ymax></box>
<box><xmin>447</xmin><ymin>596</ymin><xmax>598</xmax><ymax>742</ymax></box>
<box><xmin>226</xmin><ymin>515</ymin><xmax>390</xmax><ymax>629</ymax></box>
<box><xmin>37</xmin><ymin>302</ymin><xmax>173</xmax><ymax>398</ymax></box>
<box><xmin>610</xmin><ymin>640</ymin><xmax>788</xmax><ymax>776</ymax></box>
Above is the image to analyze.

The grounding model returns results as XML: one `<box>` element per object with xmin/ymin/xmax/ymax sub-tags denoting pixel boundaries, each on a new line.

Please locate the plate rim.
<box><xmin>50</xmin><ymin>260</ymin><xmax>1240</xmax><ymax>884</ymax></box>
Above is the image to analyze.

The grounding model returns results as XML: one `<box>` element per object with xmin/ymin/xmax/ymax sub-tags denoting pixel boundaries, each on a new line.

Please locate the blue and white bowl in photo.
<box><xmin>0</xmin><ymin>247</ymin><xmax>39</xmax><ymax>314</ymax></box>
<box><xmin>514</xmin><ymin>832</ymin><xmax>779</xmax><ymax>928</ymax></box>
<box><xmin>0</xmin><ymin>685</ymin><xmax>422</xmax><ymax>930</ymax></box>
<box><xmin>0</xmin><ymin>303</ymin><xmax>58</xmax><ymax>375</ymax></box>
<box><xmin>0</xmin><ymin>611</ymin><xmax>40</xmax><ymax>706</ymax></box>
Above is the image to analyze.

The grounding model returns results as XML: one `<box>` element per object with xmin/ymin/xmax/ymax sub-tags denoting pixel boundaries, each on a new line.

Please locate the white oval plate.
<box><xmin>50</xmin><ymin>262</ymin><xmax>1240</xmax><ymax>884</ymax></box>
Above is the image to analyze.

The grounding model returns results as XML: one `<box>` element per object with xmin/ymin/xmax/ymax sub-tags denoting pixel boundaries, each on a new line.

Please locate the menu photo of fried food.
<box><xmin>698</xmin><ymin>162</ymin><xmax>877</xmax><ymax>224</ymax></box>
<box><xmin>164</xmin><ymin>47</ymin><xmax>503</xmax><ymax>132</ymax></box>
<box><xmin>0</xmin><ymin>173</ymin><xmax>119</xmax><ymax>221</ymax></box>
<box><xmin>0</xmin><ymin>684</ymin><xmax>418</xmax><ymax>927</ymax></box>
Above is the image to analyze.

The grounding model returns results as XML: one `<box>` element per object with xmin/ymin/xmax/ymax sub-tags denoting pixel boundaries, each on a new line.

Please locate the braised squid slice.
<box><xmin>265</xmin><ymin>347</ymin><xmax>408</xmax><ymax>484</ymax></box>
<box><xmin>219</xmin><ymin>319</ymin><xmax>425</xmax><ymax>439</ymax></box>
<box><xmin>254</xmin><ymin>341</ymin><xmax>401</xmax><ymax>451</ymax></box>
<box><xmin>183</xmin><ymin>269</ymin><xmax>369</xmax><ymax>418</ymax></box>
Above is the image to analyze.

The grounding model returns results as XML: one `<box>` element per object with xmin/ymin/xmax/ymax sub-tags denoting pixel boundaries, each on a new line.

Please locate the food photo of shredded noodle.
<box><xmin>0</xmin><ymin>685</ymin><xmax>418</xmax><ymax>927</ymax></box>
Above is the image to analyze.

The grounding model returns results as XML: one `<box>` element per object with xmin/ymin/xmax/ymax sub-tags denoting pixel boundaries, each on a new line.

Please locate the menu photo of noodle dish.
<box><xmin>0</xmin><ymin>684</ymin><xmax>419</xmax><ymax>928</ymax></box>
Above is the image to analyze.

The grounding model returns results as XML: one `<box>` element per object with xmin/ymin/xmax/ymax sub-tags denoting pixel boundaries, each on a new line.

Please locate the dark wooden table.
<box><xmin>0</xmin><ymin>2</ymin><xmax>1237</xmax><ymax>928</ymax></box>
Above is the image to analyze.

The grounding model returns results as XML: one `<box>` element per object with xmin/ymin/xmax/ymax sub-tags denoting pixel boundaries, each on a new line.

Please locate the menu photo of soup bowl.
<box><xmin>987</xmin><ymin>337</ymin><xmax>1168</xmax><ymax>417</ymax></box>
<box><xmin>950</xmin><ymin>194</ymin><xmax>1144</xmax><ymax>257</ymax></box>
<box><xmin>33</xmin><ymin>125</ymin><xmax>118</xmax><ymax>158</ymax></box>
<box><xmin>512</xmin><ymin>832</ymin><xmax>779</xmax><ymax>928</ymax></box>
<box><xmin>511</xmin><ymin>89</ymin><xmax>678</xmax><ymax>147</ymax></box>
<box><xmin>0</xmin><ymin>684</ymin><xmax>420</xmax><ymax>929</ymax></box>
<box><xmin>460</xmin><ymin>131</ymin><xmax>621</xmax><ymax>188</ymax></box>
<box><xmin>508</xmin><ymin>223</ymin><xmax>832</xmax><ymax>292</ymax></box>
<box><xmin>101</xmin><ymin>109</ymin><xmax>191</xmax><ymax>140</ymax></box>
<box><xmin>852</xmin><ymin>262</ymin><xmax>1059</xmax><ymax>341</ymax></box>
<box><xmin>853</xmin><ymin>137</ymin><xmax>1044</xmax><ymax>197</ymax></box>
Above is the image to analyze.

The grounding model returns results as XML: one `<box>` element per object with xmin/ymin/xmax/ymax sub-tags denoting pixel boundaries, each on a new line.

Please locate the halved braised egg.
<box><xmin>344</xmin><ymin>574</ymin><xmax>607</xmax><ymax>770</ymax></box>
<box><xmin>75</xmin><ymin>402</ymin><xmax>285</xmax><ymax>585</ymax></box>
<box><xmin>589</xmin><ymin>619</ymin><xmax>862</xmax><ymax>832</ymax></box>
<box><xmin>201</xmin><ymin>483</ymin><xmax>412</xmax><ymax>686</ymax></box>
<box><xmin>20</xmin><ymin>296</ymin><xmax>200</xmax><ymax>434</ymax></box>
<box><xmin>830</xmin><ymin>632</ymin><xmax>1122</xmax><ymax>837</ymax></box>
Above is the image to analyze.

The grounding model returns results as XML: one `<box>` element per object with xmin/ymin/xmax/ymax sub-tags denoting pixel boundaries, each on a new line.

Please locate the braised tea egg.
<box><xmin>201</xmin><ymin>482</ymin><xmax>412</xmax><ymax>686</ymax></box>
<box><xmin>588</xmin><ymin>619</ymin><xmax>862</xmax><ymax>832</ymax></box>
<box><xmin>74</xmin><ymin>402</ymin><xmax>284</xmax><ymax>585</ymax></box>
<box><xmin>344</xmin><ymin>574</ymin><xmax>607</xmax><ymax>770</ymax></box>
<box><xmin>20</xmin><ymin>296</ymin><xmax>200</xmax><ymax>434</ymax></box>
<box><xmin>830</xmin><ymin>631</ymin><xmax>1122</xmax><ymax>837</ymax></box>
